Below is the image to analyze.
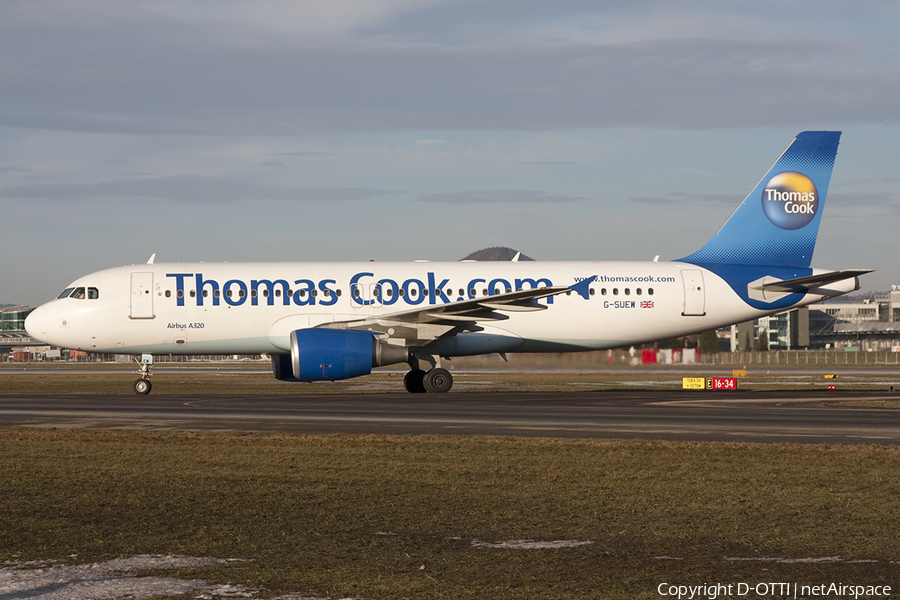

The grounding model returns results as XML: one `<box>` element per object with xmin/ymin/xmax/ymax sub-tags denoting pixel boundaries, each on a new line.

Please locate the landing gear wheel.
<box><xmin>403</xmin><ymin>369</ymin><xmax>427</xmax><ymax>393</ymax></box>
<box><xmin>424</xmin><ymin>368</ymin><xmax>453</xmax><ymax>393</ymax></box>
<box><xmin>133</xmin><ymin>378</ymin><xmax>152</xmax><ymax>395</ymax></box>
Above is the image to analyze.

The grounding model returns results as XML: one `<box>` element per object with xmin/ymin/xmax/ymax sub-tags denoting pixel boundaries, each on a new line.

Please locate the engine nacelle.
<box><xmin>271</xmin><ymin>328</ymin><xmax>408</xmax><ymax>382</ymax></box>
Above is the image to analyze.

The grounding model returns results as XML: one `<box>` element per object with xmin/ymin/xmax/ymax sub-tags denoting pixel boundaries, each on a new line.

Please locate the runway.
<box><xmin>2</xmin><ymin>390</ymin><xmax>900</xmax><ymax>444</ymax></box>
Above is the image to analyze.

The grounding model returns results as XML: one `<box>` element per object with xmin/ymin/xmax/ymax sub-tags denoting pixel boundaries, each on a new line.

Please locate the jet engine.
<box><xmin>271</xmin><ymin>328</ymin><xmax>408</xmax><ymax>382</ymax></box>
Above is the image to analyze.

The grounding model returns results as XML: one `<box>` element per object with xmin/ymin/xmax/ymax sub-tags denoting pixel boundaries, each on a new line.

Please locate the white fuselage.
<box><xmin>25</xmin><ymin>260</ymin><xmax>856</xmax><ymax>356</ymax></box>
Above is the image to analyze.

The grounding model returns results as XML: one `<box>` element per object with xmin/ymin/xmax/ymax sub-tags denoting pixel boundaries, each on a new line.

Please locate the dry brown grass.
<box><xmin>2</xmin><ymin>429</ymin><xmax>899</xmax><ymax>599</ymax></box>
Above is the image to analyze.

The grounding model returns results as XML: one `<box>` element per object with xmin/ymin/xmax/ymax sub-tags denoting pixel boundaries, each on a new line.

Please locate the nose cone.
<box><xmin>25</xmin><ymin>305</ymin><xmax>48</xmax><ymax>342</ymax></box>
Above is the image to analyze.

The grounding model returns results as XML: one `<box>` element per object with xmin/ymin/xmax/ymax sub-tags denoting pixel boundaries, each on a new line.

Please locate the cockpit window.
<box><xmin>57</xmin><ymin>286</ymin><xmax>99</xmax><ymax>299</ymax></box>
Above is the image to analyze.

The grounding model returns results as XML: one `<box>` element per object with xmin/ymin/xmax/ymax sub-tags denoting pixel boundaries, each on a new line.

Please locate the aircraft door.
<box><xmin>681</xmin><ymin>270</ymin><xmax>706</xmax><ymax>316</ymax></box>
<box><xmin>130</xmin><ymin>272</ymin><xmax>155</xmax><ymax>319</ymax></box>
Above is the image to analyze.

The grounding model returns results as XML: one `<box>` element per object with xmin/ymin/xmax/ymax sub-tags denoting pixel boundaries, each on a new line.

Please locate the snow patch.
<box><xmin>724</xmin><ymin>556</ymin><xmax>877</xmax><ymax>564</ymax></box>
<box><xmin>0</xmin><ymin>554</ymin><xmax>342</xmax><ymax>600</ymax></box>
<box><xmin>471</xmin><ymin>539</ymin><xmax>594</xmax><ymax>549</ymax></box>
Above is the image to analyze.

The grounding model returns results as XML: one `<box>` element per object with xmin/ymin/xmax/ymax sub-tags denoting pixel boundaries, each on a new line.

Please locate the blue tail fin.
<box><xmin>678</xmin><ymin>131</ymin><xmax>841</xmax><ymax>268</ymax></box>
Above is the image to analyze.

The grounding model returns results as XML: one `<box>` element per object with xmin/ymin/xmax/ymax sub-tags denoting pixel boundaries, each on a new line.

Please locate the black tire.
<box><xmin>424</xmin><ymin>368</ymin><xmax>453</xmax><ymax>393</ymax></box>
<box><xmin>133</xmin><ymin>378</ymin><xmax>152</xmax><ymax>395</ymax></box>
<box><xmin>403</xmin><ymin>369</ymin><xmax>427</xmax><ymax>393</ymax></box>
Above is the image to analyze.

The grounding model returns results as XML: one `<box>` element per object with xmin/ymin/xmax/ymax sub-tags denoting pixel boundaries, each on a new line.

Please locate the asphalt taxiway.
<box><xmin>2</xmin><ymin>390</ymin><xmax>900</xmax><ymax>444</ymax></box>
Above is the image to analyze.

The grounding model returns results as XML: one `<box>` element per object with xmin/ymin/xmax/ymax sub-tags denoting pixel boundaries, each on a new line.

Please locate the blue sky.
<box><xmin>2</xmin><ymin>0</ymin><xmax>899</xmax><ymax>305</ymax></box>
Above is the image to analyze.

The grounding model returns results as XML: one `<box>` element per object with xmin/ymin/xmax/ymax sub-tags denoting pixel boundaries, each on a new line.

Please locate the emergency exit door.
<box><xmin>681</xmin><ymin>270</ymin><xmax>706</xmax><ymax>316</ymax></box>
<box><xmin>130</xmin><ymin>272</ymin><xmax>155</xmax><ymax>319</ymax></box>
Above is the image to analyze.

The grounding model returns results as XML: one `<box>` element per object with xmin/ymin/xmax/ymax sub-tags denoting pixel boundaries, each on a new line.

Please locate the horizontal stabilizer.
<box><xmin>759</xmin><ymin>269</ymin><xmax>873</xmax><ymax>292</ymax></box>
<box><xmin>747</xmin><ymin>269</ymin><xmax>872</xmax><ymax>302</ymax></box>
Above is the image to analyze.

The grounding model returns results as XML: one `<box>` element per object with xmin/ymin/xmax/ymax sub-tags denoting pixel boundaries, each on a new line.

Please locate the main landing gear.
<box><xmin>403</xmin><ymin>356</ymin><xmax>453</xmax><ymax>393</ymax></box>
<box><xmin>132</xmin><ymin>354</ymin><xmax>153</xmax><ymax>395</ymax></box>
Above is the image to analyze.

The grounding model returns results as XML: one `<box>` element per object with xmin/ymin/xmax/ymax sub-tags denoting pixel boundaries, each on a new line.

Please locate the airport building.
<box><xmin>0</xmin><ymin>306</ymin><xmax>39</xmax><ymax>358</ymax></box>
<box><xmin>1</xmin><ymin>306</ymin><xmax>31</xmax><ymax>332</ymax></box>
<box><xmin>729</xmin><ymin>286</ymin><xmax>900</xmax><ymax>352</ymax></box>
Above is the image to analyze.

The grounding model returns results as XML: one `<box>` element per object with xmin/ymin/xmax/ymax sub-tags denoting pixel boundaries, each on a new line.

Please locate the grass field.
<box><xmin>2</xmin><ymin>429</ymin><xmax>900</xmax><ymax>599</ymax></box>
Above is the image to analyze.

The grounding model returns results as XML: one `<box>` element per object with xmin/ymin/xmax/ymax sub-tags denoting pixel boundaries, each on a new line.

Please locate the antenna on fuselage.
<box><xmin>147</xmin><ymin>253</ymin><xmax>156</xmax><ymax>264</ymax></box>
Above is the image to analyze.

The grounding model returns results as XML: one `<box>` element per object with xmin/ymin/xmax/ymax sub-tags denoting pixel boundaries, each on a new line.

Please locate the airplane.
<box><xmin>25</xmin><ymin>131</ymin><xmax>871</xmax><ymax>395</ymax></box>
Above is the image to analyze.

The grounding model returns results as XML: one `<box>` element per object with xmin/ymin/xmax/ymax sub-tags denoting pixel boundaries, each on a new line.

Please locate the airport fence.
<box><xmin>702</xmin><ymin>350</ymin><xmax>900</xmax><ymax>367</ymax></box>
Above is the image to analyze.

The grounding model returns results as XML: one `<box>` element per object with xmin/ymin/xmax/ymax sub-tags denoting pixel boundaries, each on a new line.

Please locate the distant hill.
<box><xmin>461</xmin><ymin>247</ymin><xmax>535</xmax><ymax>261</ymax></box>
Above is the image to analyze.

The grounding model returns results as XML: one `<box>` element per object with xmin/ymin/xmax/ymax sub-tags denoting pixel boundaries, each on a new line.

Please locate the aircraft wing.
<box><xmin>398</xmin><ymin>286</ymin><xmax>569</xmax><ymax>323</ymax></box>
<box><xmin>319</xmin><ymin>286</ymin><xmax>570</xmax><ymax>341</ymax></box>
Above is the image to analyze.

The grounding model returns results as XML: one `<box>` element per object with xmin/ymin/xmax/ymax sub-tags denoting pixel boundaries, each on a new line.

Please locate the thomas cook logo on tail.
<box><xmin>761</xmin><ymin>171</ymin><xmax>818</xmax><ymax>230</ymax></box>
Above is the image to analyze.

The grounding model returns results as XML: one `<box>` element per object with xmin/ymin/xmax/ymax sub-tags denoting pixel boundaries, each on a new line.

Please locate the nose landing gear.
<box><xmin>133</xmin><ymin>378</ymin><xmax>152</xmax><ymax>395</ymax></box>
<box><xmin>132</xmin><ymin>354</ymin><xmax>153</xmax><ymax>395</ymax></box>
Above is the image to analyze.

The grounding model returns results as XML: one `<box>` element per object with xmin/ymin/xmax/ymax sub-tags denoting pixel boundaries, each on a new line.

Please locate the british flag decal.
<box><xmin>640</xmin><ymin>301</ymin><xmax>654</xmax><ymax>308</ymax></box>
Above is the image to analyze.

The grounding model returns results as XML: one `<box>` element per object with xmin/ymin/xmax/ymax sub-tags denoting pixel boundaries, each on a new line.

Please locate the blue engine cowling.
<box><xmin>272</xmin><ymin>328</ymin><xmax>408</xmax><ymax>382</ymax></box>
